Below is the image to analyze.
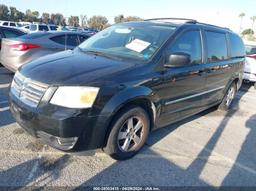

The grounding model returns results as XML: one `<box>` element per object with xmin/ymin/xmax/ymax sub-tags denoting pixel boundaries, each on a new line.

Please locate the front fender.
<box><xmin>100</xmin><ymin>86</ymin><xmax>159</xmax><ymax>117</ymax></box>
<box><xmin>86</xmin><ymin>86</ymin><xmax>160</xmax><ymax>149</ymax></box>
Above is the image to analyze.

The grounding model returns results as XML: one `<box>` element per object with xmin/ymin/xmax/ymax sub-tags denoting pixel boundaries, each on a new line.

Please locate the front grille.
<box><xmin>11</xmin><ymin>71</ymin><xmax>48</xmax><ymax>107</ymax></box>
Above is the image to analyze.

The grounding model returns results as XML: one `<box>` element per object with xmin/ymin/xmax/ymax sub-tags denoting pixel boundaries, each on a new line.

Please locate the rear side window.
<box><xmin>50</xmin><ymin>35</ymin><xmax>66</xmax><ymax>45</ymax></box>
<box><xmin>10</xmin><ymin>23</ymin><xmax>16</xmax><ymax>27</ymax></box>
<box><xmin>229</xmin><ymin>33</ymin><xmax>245</xmax><ymax>58</ymax></box>
<box><xmin>39</xmin><ymin>25</ymin><xmax>49</xmax><ymax>31</ymax></box>
<box><xmin>2</xmin><ymin>29</ymin><xmax>23</xmax><ymax>38</ymax></box>
<box><xmin>205</xmin><ymin>31</ymin><xmax>228</xmax><ymax>62</ymax></box>
<box><xmin>66</xmin><ymin>34</ymin><xmax>80</xmax><ymax>46</ymax></box>
<box><xmin>168</xmin><ymin>30</ymin><xmax>202</xmax><ymax>64</ymax></box>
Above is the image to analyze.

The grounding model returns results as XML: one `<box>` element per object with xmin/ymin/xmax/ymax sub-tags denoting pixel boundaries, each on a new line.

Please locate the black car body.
<box><xmin>9</xmin><ymin>19</ymin><xmax>245</xmax><ymax>160</ymax></box>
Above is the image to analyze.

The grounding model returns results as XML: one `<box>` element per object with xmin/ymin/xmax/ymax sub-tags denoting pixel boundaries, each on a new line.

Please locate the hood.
<box><xmin>20</xmin><ymin>49</ymin><xmax>136</xmax><ymax>86</ymax></box>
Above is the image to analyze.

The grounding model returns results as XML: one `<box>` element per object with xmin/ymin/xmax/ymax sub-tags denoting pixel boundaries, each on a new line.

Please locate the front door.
<box><xmin>157</xmin><ymin>29</ymin><xmax>207</xmax><ymax>128</ymax></box>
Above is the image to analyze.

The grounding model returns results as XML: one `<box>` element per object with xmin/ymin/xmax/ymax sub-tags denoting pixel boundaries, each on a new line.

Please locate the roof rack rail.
<box><xmin>144</xmin><ymin>18</ymin><xmax>197</xmax><ymax>24</ymax></box>
<box><xmin>196</xmin><ymin>22</ymin><xmax>231</xmax><ymax>31</ymax></box>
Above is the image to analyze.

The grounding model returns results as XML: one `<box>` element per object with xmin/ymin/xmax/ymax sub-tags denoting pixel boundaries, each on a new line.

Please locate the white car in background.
<box><xmin>0</xmin><ymin>21</ymin><xmax>18</xmax><ymax>27</ymax></box>
<box><xmin>244</xmin><ymin>40</ymin><xmax>256</xmax><ymax>88</ymax></box>
<box><xmin>20</xmin><ymin>24</ymin><xmax>58</xmax><ymax>33</ymax></box>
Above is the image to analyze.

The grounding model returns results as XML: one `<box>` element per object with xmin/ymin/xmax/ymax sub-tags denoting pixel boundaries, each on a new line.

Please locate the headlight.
<box><xmin>50</xmin><ymin>86</ymin><xmax>99</xmax><ymax>109</ymax></box>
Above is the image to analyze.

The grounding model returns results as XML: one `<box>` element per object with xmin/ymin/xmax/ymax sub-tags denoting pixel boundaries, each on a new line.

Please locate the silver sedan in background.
<box><xmin>0</xmin><ymin>31</ymin><xmax>91</xmax><ymax>72</ymax></box>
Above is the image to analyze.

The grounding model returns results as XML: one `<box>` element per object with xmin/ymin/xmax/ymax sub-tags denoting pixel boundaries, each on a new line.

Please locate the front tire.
<box><xmin>103</xmin><ymin>106</ymin><xmax>150</xmax><ymax>160</ymax></box>
<box><xmin>218</xmin><ymin>82</ymin><xmax>237</xmax><ymax>111</ymax></box>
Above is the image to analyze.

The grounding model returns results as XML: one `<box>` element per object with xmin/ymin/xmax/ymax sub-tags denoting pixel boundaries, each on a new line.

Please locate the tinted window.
<box><xmin>229</xmin><ymin>33</ymin><xmax>245</xmax><ymax>58</ymax></box>
<box><xmin>39</xmin><ymin>25</ymin><xmax>49</xmax><ymax>31</ymax></box>
<box><xmin>78</xmin><ymin>35</ymin><xmax>89</xmax><ymax>44</ymax></box>
<box><xmin>3</xmin><ymin>22</ymin><xmax>8</xmax><ymax>26</ymax></box>
<box><xmin>245</xmin><ymin>45</ymin><xmax>256</xmax><ymax>55</ymax></box>
<box><xmin>25</xmin><ymin>25</ymin><xmax>29</xmax><ymax>29</ymax></box>
<box><xmin>49</xmin><ymin>26</ymin><xmax>57</xmax><ymax>30</ymax></box>
<box><xmin>10</xmin><ymin>23</ymin><xmax>16</xmax><ymax>27</ymax></box>
<box><xmin>168</xmin><ymin>30</ymin><xmax>202</xmax><ymax>64</ymax></box>
<box><xmin>206</xmin><ymin>31</ymin><xmax>228</xmax><ymax>62</ymax></box>
<box><xmin>30</xmin><ymin>25</ymin><xmax>37</xmax><ymax>31</ymax></box>
<box><xmin>50</xmin><ymin>35</ymin><xmax>66</xmax><ymax>45</ymax></box>
<box><xmin>2</xmin><ymin>29</ymin><xmax>23</xmax><ymax>38</ymax></box>
<box><xmin>66</xmin><ymin>34</ymin><xmax>79</xmax><ymax>46</ymax></box>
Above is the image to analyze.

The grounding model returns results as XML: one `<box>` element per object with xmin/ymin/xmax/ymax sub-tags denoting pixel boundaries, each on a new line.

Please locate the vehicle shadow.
<box><xmin>0</xmin><ymin>154</ymin><xmax>72</xmax><ymax>187</ymax></box>
<box><xmin>73</xmin><ymin>83</ymin><xmax>250</xmax><ymax>188</ymax></box>
<box><xmin>221</xmin><ymin>114</ymin><xmax>256</xmax><ymax>186</ymax></box>
<box><xmin>0</xmin><ymin>68</ymin><xmax>13</xmax><ymax>85</ymax></box>
<box><xmin>0</xmin><ymin>87</ymin><xmax>14</xmax><ymax>126</ymax></box>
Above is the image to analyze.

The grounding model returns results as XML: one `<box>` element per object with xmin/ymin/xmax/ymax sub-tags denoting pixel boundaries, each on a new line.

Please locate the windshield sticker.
<box><xmin>125</xmin><ymin>39</ymin><xmax>151</xmax><ymax>53</ymax></box>
<box><xmin>115</xmin><ymin>28</ymin><xmax>132</xmax><ymax>34</ymax></box>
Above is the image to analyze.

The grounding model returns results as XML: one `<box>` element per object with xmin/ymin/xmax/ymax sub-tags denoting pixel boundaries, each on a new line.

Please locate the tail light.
<box><xmin>10</xmin><ymin>43</ymin><xmax>41</xmax><ymax>51</ymax></box>
<box><xmin>247</xmin><ymin>55</ymin><xmax>256</xmax><ymax>59</ymax></box>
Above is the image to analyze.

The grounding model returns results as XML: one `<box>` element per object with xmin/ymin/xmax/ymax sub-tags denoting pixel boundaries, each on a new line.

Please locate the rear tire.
<box><xmin>254</xmin><ymin>82</ymin><xmax>256</xmax><ymax>89</ymax></box>
<box><xmin>218</xmin><ymin>82</ymin><xmax>237</xmax><ymax>111</ymax></box>
<box><xmin>103</xmin><ymin>106</ymin><xmax>150</xmax><ymax>160</ymax></box>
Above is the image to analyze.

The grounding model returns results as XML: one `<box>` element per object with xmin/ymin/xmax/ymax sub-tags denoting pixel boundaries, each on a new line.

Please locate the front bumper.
<box><xmin>9</xmin><ymin>93</ymin><xmax>106</xmax><ymax>151</ymax></box>
<box><xmin>243</xmin><ymin>72</ymin><xmax>256</xmax><ymax>82</ymax></box>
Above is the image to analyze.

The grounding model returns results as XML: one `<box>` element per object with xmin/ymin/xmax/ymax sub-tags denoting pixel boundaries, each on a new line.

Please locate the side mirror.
<box><xmin>164</xmin><ymin>52</ymin><xmax>191</xmax><ymax>68</ymax></box>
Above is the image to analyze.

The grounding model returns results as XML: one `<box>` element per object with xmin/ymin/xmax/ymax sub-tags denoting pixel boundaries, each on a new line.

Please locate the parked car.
<box><xmin>0</xmin><ymin>26</ymin><xmax>26</xmax><ymax>66</ymax></box>
<box><xmin>9</xmin><ymin>18</ymin><xmax>245</xmax><ymax>160</ymax></box>
<box><xmin>243</xmin><ymin>40</ymin><xmax>256</xmax><ymax>88</ymax></box>
<box><xmin>27</xmin><ymin>24</ymin><xmax>50</xmax><ymax>33</ymax></box>
<box><xmin>0</xmin><ymin>31</ymin><xmax>91</xmax><ymax>71</ymax></box>
<box><xmin>0</xmin><ymin>26</ymin><xmax>26</xmax><ymax>50</ymax></box>
<box><xmin>0</xmin><ymin>21</ymin><xmax>18</xmax><ymax>27</ymax></box>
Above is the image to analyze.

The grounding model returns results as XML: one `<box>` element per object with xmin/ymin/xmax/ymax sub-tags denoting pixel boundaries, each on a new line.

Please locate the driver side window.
<box><xmin>168</xmin><ymin>30</ymin><xmax>202</xmax><ymax>65</ymax></box>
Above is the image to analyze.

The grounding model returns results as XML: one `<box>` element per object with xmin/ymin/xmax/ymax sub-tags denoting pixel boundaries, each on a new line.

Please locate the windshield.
<box><xmin>78</xmin><ymin>23</ymin><xmax>176</xmax><ymax>61</ymax></box>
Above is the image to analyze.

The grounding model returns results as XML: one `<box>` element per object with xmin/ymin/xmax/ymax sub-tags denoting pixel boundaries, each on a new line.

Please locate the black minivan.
<box><xmin>9</xmin><ymin>18</ymin><xmax>245</xmax><ymax>160</ymax></box>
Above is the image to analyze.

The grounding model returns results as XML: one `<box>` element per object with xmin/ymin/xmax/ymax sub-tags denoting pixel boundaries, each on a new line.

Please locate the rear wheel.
<box><xmin>218</xmin><ymin>82</ymin><xmax>237</xmax><ymax>111</ymax></box>
<box><xmin>103</xmin><ymin>106</ymin><xmax>150</xmax><ymax>160</ymax></box>
<box><xmin>254</xmin><ymin>82</ymin><xmax>256</xmax><ymax>89</ymax></box>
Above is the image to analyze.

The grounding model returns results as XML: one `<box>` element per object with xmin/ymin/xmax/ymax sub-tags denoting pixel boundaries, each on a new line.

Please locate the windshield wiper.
<box><xmin>78</xmin><ymin>48</ymin><xmax>123</xmax><ymax>60</ymax></box>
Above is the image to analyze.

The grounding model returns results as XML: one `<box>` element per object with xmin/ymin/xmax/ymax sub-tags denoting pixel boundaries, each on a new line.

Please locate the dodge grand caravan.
<box><xmin>9</xmin><ymin>18</ymin><xmax>245</xmax><ymax>160</ymax></box>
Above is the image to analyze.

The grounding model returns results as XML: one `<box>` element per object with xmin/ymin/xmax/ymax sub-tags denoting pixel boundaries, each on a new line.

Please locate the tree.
<box><xmin>88</xmin><ymin>15</ymin><xmax>108</xmax><ymax>30</ymax></box>
<box><xmin>51</xmin><ymin>13</ymin><xmax>66</xmax><ymax>25</ymax></box>
<box><xmin>114</xmin><ymin>15</ymin><xmax>142</xmax><ymax>23</ymax></box>
<box><xmin>124</xmin><ymin>16</ymin><xmax>142</xmax><ymax>22</ymax></box>
<box><xmin>10</xmin><ymin>6</ymin><xmax>18</xmax><ymax>21</ymax></box>
<box><xmin>80</xmin><ymin>14</ymin><xmax>88</xmax><ymax>27</ymax></box>
<box><xmin>0</xmin><ymin>4</ymin><xmax>9</xmax><ymax>20</ymax></box>
<box><xmin>242</xmin><ymin>28</ymin><xmax>254</xmax><ymax>36</ymax></box>
<box><xmin>238</xmin><ymin>13</ymin><xmax>245</xmax><ymax>33</ymax></box>
<box><xmin>68</xmin><ymin>16</ymin><xmax>79</xmax><ymax>27</ymax></box>
<box><xmin>250</xmin><ymin>16</ymin><xmax>256</xmax><ymax>34</ymax></box>
<box><xmin>41</xmin><ymin>13</ymin><xmax>50</xmax><ymax>24</ymax></box>
<box><xmin>114</xmin><ymin>14</ymin><xmax>124</xmax><ymax>23</ymax></box>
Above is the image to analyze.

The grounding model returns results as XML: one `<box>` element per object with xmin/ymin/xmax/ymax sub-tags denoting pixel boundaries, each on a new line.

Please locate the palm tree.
<box><xmin>239</xmin><ymin>13</ymin><xmax>245</xmax><ymax>33</ymax></box>
<box><xmin>250</xmin><ymin>16</ymin><xmax>256</xmax><ymax>35</ymax></box>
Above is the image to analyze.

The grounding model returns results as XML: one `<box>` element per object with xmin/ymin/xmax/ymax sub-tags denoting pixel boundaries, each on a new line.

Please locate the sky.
<box><xmin>1</xmin><ymin>0</ymin><xmax>256</xmax><ymax>32</ymax></box>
